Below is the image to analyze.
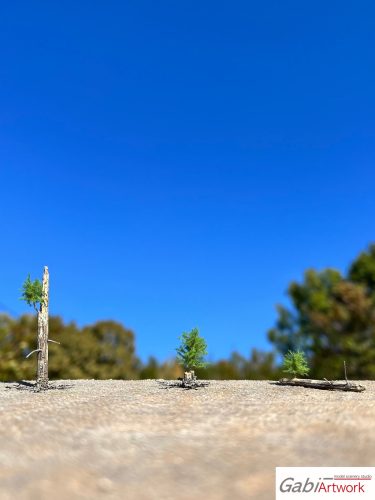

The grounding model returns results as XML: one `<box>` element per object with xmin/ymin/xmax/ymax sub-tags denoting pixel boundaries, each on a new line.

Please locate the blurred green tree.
<box><xmin>349</xmin><ymin>243</ymin><xmax>375</xmax><ymax>294</ymax></box>
<box><xmin>268</xmin><ymin>245</ymin><xmax>375</xmax><ymax>379</ymax></box>
<box><xmin>0</xmin><ymin>315</ymin><xmax>141</xmax><ymax>381</ymax></box>
<box><xmin>196</xmin><ymin>348</ymin><xmax>281</xmax><ymax>380</ymax></box>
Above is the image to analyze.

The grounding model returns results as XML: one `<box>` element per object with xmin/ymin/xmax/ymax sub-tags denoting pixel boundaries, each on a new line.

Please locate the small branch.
<box><xmin>48</xmin><ymin>339</ymin><xmax>61</xmax><ymax>345</ymax></box>
<box><xmin>344</xmin><ymin>360</ymin><xmax>348</xmax><ymax>384</ymax></box>
<box><xmin>26</xmin><ymin>349</ymin><xmax>41</xmax><ymax>359</ymax></box>
<box><xmin>278</xmin><ymin>378</ymin><xmax>365</xmax><ymax>392</ymax></box>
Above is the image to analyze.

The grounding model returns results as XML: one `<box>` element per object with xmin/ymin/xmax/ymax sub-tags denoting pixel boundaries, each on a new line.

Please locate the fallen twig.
<box><xmin>277</xmin><ymin>378</ymin><xmax>365</xmax><ymax>392</ymax></box>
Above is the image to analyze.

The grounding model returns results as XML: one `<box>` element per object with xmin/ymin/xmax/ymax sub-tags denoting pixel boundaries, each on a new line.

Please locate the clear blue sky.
<box><xmin>1</xmin><ymin>1</ymin><xmax>374</xmax><ymax>362</ymax></box>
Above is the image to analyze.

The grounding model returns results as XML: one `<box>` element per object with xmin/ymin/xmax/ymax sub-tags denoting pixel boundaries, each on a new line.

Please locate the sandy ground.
<box><xmin>0</xmin><ymin>379</ymin><xmax>374</xmax><ymax>500</ymax></box>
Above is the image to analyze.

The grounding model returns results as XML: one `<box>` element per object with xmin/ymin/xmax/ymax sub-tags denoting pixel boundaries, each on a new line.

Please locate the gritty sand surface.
<box><xmin>0</xmin><ymin>379</ymin><xmax>374</xmax><ymax>500</ymax></box>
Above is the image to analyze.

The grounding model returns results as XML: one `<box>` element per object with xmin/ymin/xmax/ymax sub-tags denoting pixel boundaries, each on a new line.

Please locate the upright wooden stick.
<box><xmin>36</xmin><ymin>266</ymin><xmax>49</xmax><ymax>391</ymax></box>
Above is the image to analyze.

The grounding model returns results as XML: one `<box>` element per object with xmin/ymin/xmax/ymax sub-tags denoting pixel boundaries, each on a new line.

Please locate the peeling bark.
<box><xmin>36</xmin><ymin>266</ymin><xmax>49</xmax><ymax>391</ymax></box>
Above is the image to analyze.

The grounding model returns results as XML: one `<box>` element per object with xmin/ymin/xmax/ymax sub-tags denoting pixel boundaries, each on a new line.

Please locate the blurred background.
<box><xmin>1</xmin><ymin>1</ymin><xmax>375</xmax><ymax>380</ymax></box>
<box><xmin>2</xmin><ymin>243</ymin><xmax>375</xmax><ymax>380</ymax></box>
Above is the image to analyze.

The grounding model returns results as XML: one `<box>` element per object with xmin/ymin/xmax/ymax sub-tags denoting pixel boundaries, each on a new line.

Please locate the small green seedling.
<box><xmin>176</xmin><ymin>327</ymin><xmax>208</xmax><ymax>372</ymax></box>
<box><xmin>282</xmin><ymin>350</ymin><xmax>309</xmax><ymax>378</ymax></box>
<box><xmin>21</xmin><ymin>275</ymin><xmax>44</xmax><ymax>312</ymax></box>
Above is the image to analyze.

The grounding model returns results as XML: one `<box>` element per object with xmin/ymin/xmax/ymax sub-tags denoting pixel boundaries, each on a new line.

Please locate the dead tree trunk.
<box><xmin>36</xmin><ymin>266</ymin><xmax>49</xmax><ymax>391</ymax></box>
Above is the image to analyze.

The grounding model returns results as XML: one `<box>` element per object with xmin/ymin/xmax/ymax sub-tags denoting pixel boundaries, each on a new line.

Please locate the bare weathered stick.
<box><xmin>278</xmin><ymin>378</ymin><xmax>365</xmax><ymax>392</ymax></box>
<box><xmin>36</xmin><ymin>266</ymin><xmax>49</xmax><ymax>391</ymax></box>
<box><xmin>48</xmin><ymin>339</ymin><xmax>60</xmax><ymax>344</ymax></box>
<box><xmin>26</xmin><ymin>349</ymin><xmax>41</xmax><ymax>359</ymax></box>
<box><xmin>344</xmin><ymin>360</ymin><xmax>348</xmax><ymax>384</ymax></box>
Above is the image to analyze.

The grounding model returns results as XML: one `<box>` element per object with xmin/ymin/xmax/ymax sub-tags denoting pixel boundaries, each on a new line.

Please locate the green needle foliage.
<box><xmin>21</xmin><ymin>275</ymin><xmax>44</xmax><ymax>312</ymax></box>
<box><xmin>282</xmin><ymin>350</ymin><xmax>310</xmax><ymax>378</ymax></box>
<box><xmin>176</xmin><ymin>327</ymin><xmax>208</xmax><ymax>371</ymax></box>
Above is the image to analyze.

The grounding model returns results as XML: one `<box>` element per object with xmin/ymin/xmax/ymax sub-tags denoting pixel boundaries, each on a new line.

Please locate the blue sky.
<box><xmin>1</xmin><ymin>1</ymin><xmax>375</xmax><ymax>361</ymax></box>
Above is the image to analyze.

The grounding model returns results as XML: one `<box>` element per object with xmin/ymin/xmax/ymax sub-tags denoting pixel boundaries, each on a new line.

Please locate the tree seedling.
<box><xmin>176</xmin><ymin>327</ymin><xmax>208</xmax><ymax>386</ymax></box>
<box><xmin>21</xmin><ymin>266</ymin><xmax>59</xmax><ymax>391</ymax></box>
<box><xmin>282</xmin><ymin>350</ymin><xmax>310</xmax><ymax>379</ymax></box>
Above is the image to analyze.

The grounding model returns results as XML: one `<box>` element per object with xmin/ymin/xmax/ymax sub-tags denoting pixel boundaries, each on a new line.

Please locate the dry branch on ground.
<box><xmin>277</xmin><ymin>378</ymin><xmax>366</xmax><ymax>392</ymax></box>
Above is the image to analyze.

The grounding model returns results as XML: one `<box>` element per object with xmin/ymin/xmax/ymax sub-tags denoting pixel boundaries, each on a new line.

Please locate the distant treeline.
<box><xmin>1</xmin><ymin>244</ymin><xmax>375</xmax><ymax>381</ymax></box>
<box><xmin>0</xmin><ymin>314</ymin><xmax>281</xmax><ymax>381</ymax></box>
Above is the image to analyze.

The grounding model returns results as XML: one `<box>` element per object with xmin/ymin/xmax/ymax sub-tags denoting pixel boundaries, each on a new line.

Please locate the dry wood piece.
<box><xmin>184</xmin><ymin>370</ymin><xmax>196</xmax><ymax>381</ymax></box>
<box><xmin>22</xmin><ymin>266</ymin><xmax>61</xmax><ymax>391</ymax></box>
<box><xmin>278</xmin><ymin>378</ymin><xmax>366</xmax><ymax>392</ymax></box>
<box><xmin>36</xmin><ymin>266</ymin><xmax>49</xmax><ymax>391</ymax></box>
<box><xmin>181</xmin><ymin>370</ymin><xmax>199</xmax><ymax>388</ymax></box>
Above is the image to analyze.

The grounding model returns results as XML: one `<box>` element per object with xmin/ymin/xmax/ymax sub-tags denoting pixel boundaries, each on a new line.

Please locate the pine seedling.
<box><xmin>21</xmin><ymin>274</ymin><xmax>44</xmax><ymax>312</ymax></box>
<box><xmin>282</xmin><ymin>350</ymin><xmax>310</xmax><ymax>378</ymax></box>
<box><xmin>176</xmin><ymin>327</ymin><xmax>208</xmax><ymax>371</ymax></box>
